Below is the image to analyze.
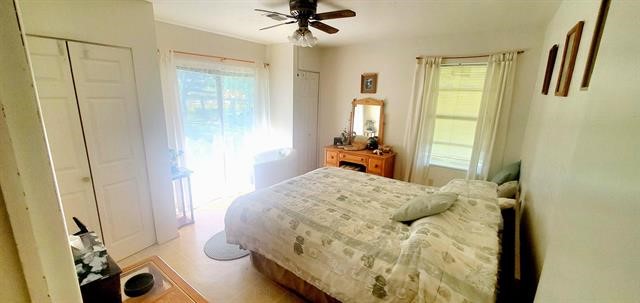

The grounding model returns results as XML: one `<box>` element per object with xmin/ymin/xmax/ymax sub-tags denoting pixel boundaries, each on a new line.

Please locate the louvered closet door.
<box><xmin>27</xmin><ymin>36</ymin><xmax>103</xmax><ymax>238</ymax></box>
<box><xmin>67</xmin><ymin>41</ymin><xmax>155</xmax><ymax>260</ymax></box>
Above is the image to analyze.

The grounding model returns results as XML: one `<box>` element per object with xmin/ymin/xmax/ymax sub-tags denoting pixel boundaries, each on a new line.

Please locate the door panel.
<box><xmin>68</xmin><ymin>41</ymin><xmax>155</xmax><ymax>260</ymax></box>
<box><xmin>27</xmin><ymin>36</ymin><xmax>102</xmax><ymax>238</ymax></box>
<box><xmin>294</xmin><ymin>71</ymin><xmax>320</xmax><ymax>174</ymax></box>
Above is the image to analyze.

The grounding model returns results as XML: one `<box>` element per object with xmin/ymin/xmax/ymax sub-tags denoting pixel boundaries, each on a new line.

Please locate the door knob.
<box><xmin>82</xmin><ymin>176</ymin><xmax>91</xmax><ymax>182</ymax></box>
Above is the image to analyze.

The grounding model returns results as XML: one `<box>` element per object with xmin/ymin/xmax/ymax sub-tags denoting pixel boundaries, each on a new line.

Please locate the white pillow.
<box><xmin>498</xmin><ymin>197</ymin><xmax>516</xmax><ymax>209</ymax></box>
<box><xmin>439</xmin><ymin>179</ymin><xmax>498</xmax><ymax>199</ymax></box>
<box><xmin>391</xmin><ymin>192</ymin><xmax>458</xmax><ymax>222</ymax></box>
<box><xmin>497</xmin><ymin>181</ymin><xmax>518</xmax><ymax>198</ymax></box>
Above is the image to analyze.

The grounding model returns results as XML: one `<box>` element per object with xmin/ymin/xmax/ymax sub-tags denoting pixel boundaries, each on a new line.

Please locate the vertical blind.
<box><xmin>430</xmin><ymin>63</ymin><xmax>488</xmax><ymax>170</ymax></box>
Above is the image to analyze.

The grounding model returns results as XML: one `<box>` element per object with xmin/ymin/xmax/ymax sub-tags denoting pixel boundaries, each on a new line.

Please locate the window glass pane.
<box><xmin>429</xmin><ymin>63</ymin><xmax>487</xmax><ymax>170</ymax></box>
<box><xmin>433</xmin><ymin>118</ymin><xmax>477</xmax><ymax>146</ymax></box>
<box><xmin>430</xmin><ymin>143</ymin><xmax>474</xmax><ymax>170</ymax></box>
<box><xmin>439</xmin><ymin>65</ymin><xmax>488</xmax><ymax>90</ymax></box>
<box><xmin>176</xmin><ymin>66</ymin><xmax>256</xmax><ymax>207</ymax></box>
<box><xmin>435</xmin><ymin>91</ymin><xmax>483</xmax><ymax>117</ymax></box>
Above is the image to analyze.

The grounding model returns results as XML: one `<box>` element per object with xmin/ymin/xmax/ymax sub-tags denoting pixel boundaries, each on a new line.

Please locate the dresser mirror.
<box><xmin>349</xmin><ymin>98</ymin><xmax>385</xmax><ymax>144</ymax></box>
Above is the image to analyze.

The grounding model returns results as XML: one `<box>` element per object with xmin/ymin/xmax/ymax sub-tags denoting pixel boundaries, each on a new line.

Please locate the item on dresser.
<box><xmin>343</xmin><ymin>142</ymin><xmax>366</xmax><ymax>151</ymax></box>
<box><xmin>339</xmin><ymin>163</ymin><xmax>365</xmax><ymax>172</ymax></box>
<box><xmin>367</xmin><ymin>136</ymin><xmax>379</xmax><ymax>150</ymax></box>
<box><xmin>380</xmin><ymin>145</ymin><xmax>393</xmax><ymax>153</ymax></box>
<box><xmin>372</xmin><ymin>149</ymin><xmax>383</xmax><ymax>155</ymax></box>
<box><xmin>340</xmin><ymin>128</ymin><xmax>354</xmax><ymax>145</ymax></box>
<box><xmin>333</xmin><ymin>137</ymin><xmax>343</xmax><ymax>146</ymax></box>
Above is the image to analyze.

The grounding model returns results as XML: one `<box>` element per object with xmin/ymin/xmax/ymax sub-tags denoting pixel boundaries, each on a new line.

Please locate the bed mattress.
<box><xmin>225</xmin><ymin>167</ymin><xmax>501</xmax><ymax>302</ymax></box>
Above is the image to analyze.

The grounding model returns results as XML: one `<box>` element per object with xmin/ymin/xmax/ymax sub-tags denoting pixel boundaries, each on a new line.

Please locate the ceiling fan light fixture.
<box><xmin>288</xmin><ymin>28</ymin><xmax>317</xmax><ymax>47</ymax></box>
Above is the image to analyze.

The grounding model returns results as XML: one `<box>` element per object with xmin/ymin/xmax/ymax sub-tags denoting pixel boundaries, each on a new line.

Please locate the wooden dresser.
<box><xmin>324</xmin><ymin>145</ymin><xmax>395</xmax><ymax>178</ymax></box>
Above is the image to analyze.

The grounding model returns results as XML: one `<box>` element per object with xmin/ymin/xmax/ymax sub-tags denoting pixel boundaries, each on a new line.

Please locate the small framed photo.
<box><xmin>555</xmin><ymin>21</ymin><xmax>584</xmax><ymax>97</ymax></box>
<box><xmin>360</xmin><ymin>73</ymin><xmax>378</xmax><ymax>94</ymax></box>
<box><xmin>333</xmin><ymin>137</ymin><xmax>343</xmax><ymax>146</ymax></box>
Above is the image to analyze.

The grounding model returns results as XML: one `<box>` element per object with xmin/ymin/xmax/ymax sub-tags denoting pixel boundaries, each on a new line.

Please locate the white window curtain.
<box><xmin>159</xmin><ymin>50</ymin><xmax>183</xmax><ymax>152</ymax></box>
<box><xmin>467</xmin><ymin>51</ymin><xmax>518</xmax><ymax>180</ymax></box>
<box><xmin>402</xmin><ymin>57</ymin><xmax>442</xmax><ymax>183</ymax></box>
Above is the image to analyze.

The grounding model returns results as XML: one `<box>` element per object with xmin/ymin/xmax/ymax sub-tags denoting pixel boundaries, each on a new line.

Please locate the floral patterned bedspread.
<box><xmin>225</xmin><ymin>167</ymin><xmax>501</xmax><ymax>303</ymax></box>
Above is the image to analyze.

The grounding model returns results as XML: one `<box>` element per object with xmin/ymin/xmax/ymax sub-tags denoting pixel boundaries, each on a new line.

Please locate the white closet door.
<box><xmin>294</xmin><ymin>71</ymin><xmax>320</xmax><ymax>174</ymax></box>
<box><xmin>27</xmin><ymin>37</ymin><xmax>102</xmax><ymax>238</ymax></box>
<box><xmin>67</xmin><ymin>41</ymin><xmax>155</xmax><ymax>260</ymax></box>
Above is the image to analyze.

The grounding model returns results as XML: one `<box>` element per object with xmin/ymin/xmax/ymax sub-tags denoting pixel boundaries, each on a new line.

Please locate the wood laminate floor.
<box><xmin>120</xmin><ymin>198</ymin><xmax>304</xmax><ymax>303</ymax></box>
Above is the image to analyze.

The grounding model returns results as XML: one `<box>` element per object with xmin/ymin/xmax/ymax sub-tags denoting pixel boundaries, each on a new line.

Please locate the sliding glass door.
<box><xmin>176</xmin><ymin>64</ymin><xmax>257</xmax><ymax>208</ymax></box>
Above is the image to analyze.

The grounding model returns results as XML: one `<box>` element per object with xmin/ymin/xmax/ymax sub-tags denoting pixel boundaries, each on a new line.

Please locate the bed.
<box><xmin>225</xmin><ymin>167</ymin><xmax>503</xmax><ymax>302</ymax></box>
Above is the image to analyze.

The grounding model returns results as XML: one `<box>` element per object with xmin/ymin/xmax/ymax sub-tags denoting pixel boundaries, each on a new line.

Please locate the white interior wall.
<box><xmin>19</xmin><ymin>0</ymin><xmax>178</xmax><ymax>244</ymax></box>
<box><xmin>518</xmin><ymin>0</ymin><xmax>640</xmax><ymax>301</ymax></box>
<box><xmin>297</xmin><ymin>46</ymin><xmax>322</xmax><ymax>72</ymax></box>
<box><xmin>318</xmin><ymin>28</ymin><xmax>545</xmax><ymax>183</ymax></box>
<box><xmin>156</xmin><ymin>21</ymin><xmax>266</xmax><ymax>63</ymax></box>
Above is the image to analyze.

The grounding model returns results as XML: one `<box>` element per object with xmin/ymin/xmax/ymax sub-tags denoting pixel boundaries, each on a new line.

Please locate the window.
<box><xmin>176</xmin><ymin>63</ymin><xmax>257</xmax><ymax>206</ymax></box>
<box><xmin>430</xmin><ymin>63</ymin><xmax>488</xmax><ymax>170</ymax></box>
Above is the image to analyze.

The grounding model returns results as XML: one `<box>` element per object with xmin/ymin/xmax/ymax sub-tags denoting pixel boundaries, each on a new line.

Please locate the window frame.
<box><xmin>429</xmin><ymin>61</ymin><xmax>488</xmax><ymax>171</ymax></box>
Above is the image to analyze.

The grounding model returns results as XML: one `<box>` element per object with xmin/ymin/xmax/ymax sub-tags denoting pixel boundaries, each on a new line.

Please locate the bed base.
<box><xmin>250</xmin><ymin>252</ymin><xmax>340</xmax><ymax>303</ymax></box>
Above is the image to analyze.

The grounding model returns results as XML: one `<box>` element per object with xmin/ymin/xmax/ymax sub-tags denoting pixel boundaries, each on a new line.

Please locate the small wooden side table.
<box><xmin>120</xmin><ymin>256</ymin><xmax>207</xmax><ymax>303</ymax></box>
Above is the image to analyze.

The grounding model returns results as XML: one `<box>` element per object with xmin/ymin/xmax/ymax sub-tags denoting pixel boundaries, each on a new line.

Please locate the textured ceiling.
<box><xmin>152</xmin><ymin>0</ymin><xmax>561</xmax><ymax>46</ymax></box>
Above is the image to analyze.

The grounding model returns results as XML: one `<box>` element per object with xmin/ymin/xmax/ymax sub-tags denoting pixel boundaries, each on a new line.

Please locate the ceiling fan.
<box><xmin>255</xmin><ymin>0</ymin><xmax>356</xmax><ymax>47</ymax></box>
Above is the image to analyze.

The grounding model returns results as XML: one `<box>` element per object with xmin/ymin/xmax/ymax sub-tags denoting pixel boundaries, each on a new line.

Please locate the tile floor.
<box><xmin>119</xmin><ymin>198</ymin><xmax>303</xmax><ymax>303</ymax></box>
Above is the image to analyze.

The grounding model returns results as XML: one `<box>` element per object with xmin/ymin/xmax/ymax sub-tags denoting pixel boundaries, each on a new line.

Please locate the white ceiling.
<box><xmin>152</xmin><ymin>0</ymin><xmax>561</xmax><ymax>47</ymax></box>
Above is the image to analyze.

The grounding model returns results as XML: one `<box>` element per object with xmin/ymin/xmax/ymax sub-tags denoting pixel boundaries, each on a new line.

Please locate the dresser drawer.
<box><xmin>368</xmin><ymin>158</ymin><xmax>383</xmax><ymax>174</ymax></box>
<box><xmin>339</xmin><ymin>153</ymin><xmax>367</xmax><ymax>165</ymax></box>
<box><xmin>325</xmin><ymin>151</ymin><xmax>339</xmax><ymax>165</ymax></box>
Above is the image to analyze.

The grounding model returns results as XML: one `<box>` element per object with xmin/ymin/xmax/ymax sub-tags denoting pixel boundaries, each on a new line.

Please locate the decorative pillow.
<box><xmin>391</xmin><ymin>192</ymin><xmax>458</xmax><ymax>222</ymax></box>
<box><xmin>490</xmin><ymin>161</ymin><xmax>521</xmax><ymax>185</ymax></box>
<box><xmin>498</xmin><ymin>198</ymin><xmax>516</xmax><ymax>209</ymax></box>
<box><xmin>497</xmin><ymin>180</ymin><xmax>518</xmax><ymax>198</ymax></box>
<box><xmin>439</xmin><ymin>179</ymin><xmax>498</xmax><ymax>199</ymax></box>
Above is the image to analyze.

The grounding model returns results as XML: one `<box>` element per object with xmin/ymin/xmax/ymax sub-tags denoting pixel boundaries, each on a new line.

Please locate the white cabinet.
<box><xmin>29</xmin><ymin>37</ymin><xmax>156</xmax><ymax>260</ymax></box>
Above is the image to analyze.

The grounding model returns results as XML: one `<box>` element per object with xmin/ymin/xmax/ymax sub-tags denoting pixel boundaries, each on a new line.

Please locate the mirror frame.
<box><xmin>349</xmin><ymin>97</ymin><xmax>385</xmax><ymax>145</ymax></box>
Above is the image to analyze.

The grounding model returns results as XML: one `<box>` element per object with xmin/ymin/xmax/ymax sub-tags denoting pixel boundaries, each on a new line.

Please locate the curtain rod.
<box><xmin>173</xmin><ymin>50</ymin><xmax>270</xmax><ymax>66</ymax></box>
<box><xmin>416</xmin><ymin>50</ymin><xmax>525</xmax><ymax>60</ymax></box>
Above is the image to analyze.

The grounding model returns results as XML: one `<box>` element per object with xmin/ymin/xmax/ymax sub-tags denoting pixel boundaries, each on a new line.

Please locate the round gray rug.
<box><xmin>204</xmin><ymin>230</ymin><xmax>249</xmax><ymax>261</ymax></box>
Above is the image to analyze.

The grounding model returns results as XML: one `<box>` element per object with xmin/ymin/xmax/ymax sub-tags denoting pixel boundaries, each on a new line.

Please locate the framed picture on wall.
<box><xmin>361</xmin><ymin>73</ymin><xmax>378</xmax><ymax>94</ymax></box>
<box><xmin>581</xmin><ymin>0</ymin><xmax>611</xmax><ymax>89</ymax></box>
<box><xmin>542</xmin><ymin>44</ymin><xmax>559</xmax><ymax>95</ymax></box>
<box><xmin>555</xmin><ymin>21</ymin><xmax>584</xmax><ymax>97</ymax></box>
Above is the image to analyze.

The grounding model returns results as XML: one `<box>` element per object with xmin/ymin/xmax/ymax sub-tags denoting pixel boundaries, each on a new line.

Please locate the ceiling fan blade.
<box><xmin>313</xmin><ymin>9</ymin><xmax>356</xmax><ymax>21</ymax></box>
<box><xmin>259</xmin><ymin>21</ymin><xmax>297</xmax><ymax>31</ymax></box>
<box><xmin>310</xmin><ymin>21</ymin><xmax>339</xmax><ymax>34</ymax></box>
<box><xmin>254</xmin><ymin>9</ymin><xmax>294</xmax><ymax>19</ymax></box>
